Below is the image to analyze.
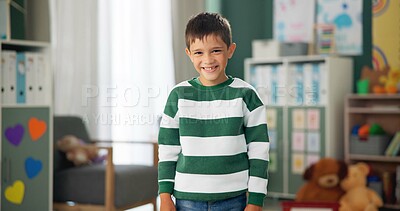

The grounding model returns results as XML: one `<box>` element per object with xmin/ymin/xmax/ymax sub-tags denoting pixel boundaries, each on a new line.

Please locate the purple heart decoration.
<box><xmin>5</xmin><ymin>124</ymin><xmax>24</xmax><ymax>146</ymax></box>
<box><xmin>25</xmin><ymin>157</ymin><xmax>42</xmax><ymax>179</ymax></box>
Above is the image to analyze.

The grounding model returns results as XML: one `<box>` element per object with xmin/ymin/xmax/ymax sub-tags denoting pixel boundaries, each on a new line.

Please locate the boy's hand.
<box><xmin>244</xmin><ymin>204</ymin><xmax>263</xmax><ymax>211</ymax></box>
<box><xmin>160</xmin><ymin>193</ymin><xmax>176</xmax><ymax>211</ymax></box>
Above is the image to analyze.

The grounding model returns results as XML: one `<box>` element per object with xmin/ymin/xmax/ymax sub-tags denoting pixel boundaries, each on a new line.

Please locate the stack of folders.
<box><xmin>1</xmin><ymin>50</ymin><xmax>49</xmax><ymax>105</ymax></box>
<box><xmin>249</xmin><ymin>62</ymin><xmax>326</xmax><ymax>106</ymax></box>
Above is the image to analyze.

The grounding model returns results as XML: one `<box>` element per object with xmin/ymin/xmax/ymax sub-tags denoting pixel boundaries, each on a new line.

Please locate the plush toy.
<box><xmin>296</xmin><ymin>158</ymin><xmax>348</xmax><ymax>202</ymax></box>
<box><xmin>57</xmin><ymin>135</ymin><xmax>100</xmax><ymax>166</ymax></box>
<box><xmin>339</xmin><ymin>162</ymin><xmax>383</xmax><ymax>211</ymax></box>
<box><xmin>378</xmin><ymin>68</ymin><xmax>400</xmax><ymax>94</ymax></box>
<box><xmin>361</xmin><ymin>66</ymin><xmax>389</xmax><ymax>93</ymax></box>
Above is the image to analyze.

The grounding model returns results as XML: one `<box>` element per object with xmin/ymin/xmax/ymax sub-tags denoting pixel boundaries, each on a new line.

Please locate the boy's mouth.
<box><xmin>202</xmin><ymin>65</ymin><xmax>218</xmax><ymax>73</ymax></box>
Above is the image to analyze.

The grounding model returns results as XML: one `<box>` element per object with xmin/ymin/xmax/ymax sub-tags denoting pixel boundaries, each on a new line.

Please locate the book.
<box><xmin>385</xmin><ymin>132</ymin><xmax>400</xmax><ymax>156</ymax></box>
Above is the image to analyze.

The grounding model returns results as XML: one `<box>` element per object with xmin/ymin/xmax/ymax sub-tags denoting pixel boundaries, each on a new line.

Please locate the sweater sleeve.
<box><xmin>243</xmin><ymin>89</ymin><xmax>270</xmax><ymax>207</ymax></box>
<box><xmin>158</xmin><ymin>90</ymin><xmax>181</xmax><ymax>194</ymax></box>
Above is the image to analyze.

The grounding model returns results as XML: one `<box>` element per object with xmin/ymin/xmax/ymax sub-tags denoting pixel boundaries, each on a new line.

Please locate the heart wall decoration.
<box><xmin>25</xmin><ymin>157</ymin><xmax>43</xmax><ymax>179</ymax></box>
<box><xmin>5</xmin><ymin>180</ymin><xmax>25</xmax><ymax>205</ymax></box>
<box><xmin>5</xmin><ymin>124</ymin><xmax>24</xmax><ymax>147</ymax></box>
<box><xmin>28</xmin><ymin>117</ymin><xmax>47</xmax><ymax>141</ymax></box>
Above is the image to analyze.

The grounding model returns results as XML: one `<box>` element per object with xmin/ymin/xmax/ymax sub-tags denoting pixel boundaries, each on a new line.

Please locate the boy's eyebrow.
<box><xmin>190</xmin><ymin>48</ymin><xmax>202</xmax><ymax>52</ymax></box>
<box><xmin>191</xmin><ymin>46</ymin><xmax>224</xmax><ymax>52</ymax></box>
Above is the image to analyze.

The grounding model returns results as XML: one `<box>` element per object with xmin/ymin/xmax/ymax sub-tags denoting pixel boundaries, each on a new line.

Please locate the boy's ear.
<box><xmin>228</xmin><ymin>43</ymin><xmax>236</xmax><ymax>59</ymax></box>
<box><xmin>185</xmin><ymin>48</ymin><xmax>193</xmax><ymax>62</ymax></box>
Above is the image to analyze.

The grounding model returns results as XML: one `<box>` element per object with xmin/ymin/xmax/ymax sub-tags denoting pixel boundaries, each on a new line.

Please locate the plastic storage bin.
<box><xmin>252</xmin><ymin>39</ymin><xmax>308</xmax><ymax>58</ymax></box>
<box><xmin>350</xmin><ymin>135</ymin><xmax>391</xmax><ymax>155</ymax></box>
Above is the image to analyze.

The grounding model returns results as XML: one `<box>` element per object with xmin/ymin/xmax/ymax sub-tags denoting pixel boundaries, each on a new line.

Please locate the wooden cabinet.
<box><xmin>0</xmin><ymin>0</ymin><xmax>52</xmax><ymax>210</ymax></box>
<box><xmin>245</xmin><ymin>55</ymin><xmax>353</xmax><ymax>198</ymax></box>
<box><xmin>344</xmin><ymin>94</ymin><xmax>400</xmax><ymax>208</ymax></box>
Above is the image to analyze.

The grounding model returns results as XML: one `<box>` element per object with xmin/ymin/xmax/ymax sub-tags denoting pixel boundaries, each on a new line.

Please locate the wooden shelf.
<box><xmin>349</xmin><ymin>154</ymin><xmax>400</xmax><ymax>162</ymax></box>
<box><xmin>345</xmin><ymin>94</ymin><xmax>400</xmax><ymax>207</ymax></box>
<box><xmin>347</xmin><ymin>108</ymin><xmax>400</xmax><ymax>114</ymax></box>
<box><xmin>1</xmin><ymin>39</ymin><xmax>50</xmax><ymax>48</ymax></box>
<box><xmin>1</xmin><ymin>104</ymin><xmax>52</xmax><ymax>108</ymax></box>
<box><xmin>347</xmin><ymin>94</ymin><xmax>400</xmax><ymax>100</ymax></box>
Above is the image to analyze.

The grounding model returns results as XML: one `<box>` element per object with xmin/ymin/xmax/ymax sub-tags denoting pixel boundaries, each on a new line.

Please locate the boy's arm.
<box><xmin>243</xmin><ymin>89</ymin><xmax>270</xmax><ymax>207</ymax></box>
<box><xmin>158</xmin><ymin>91</ymin><xmax>181</xmax><ymax>195</ymax></box>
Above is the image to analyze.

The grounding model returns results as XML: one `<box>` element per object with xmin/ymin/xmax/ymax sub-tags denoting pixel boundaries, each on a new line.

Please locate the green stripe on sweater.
<box><xmin>158</xmin><ymin>128</ymin><xmax>180</xmax><ymax>145</ymax></box>
<box><xmin>173</xmin><ymin>190</ymin><xmax>247</xmax><ymax>202</ymax></box>
<box><xmin>176</xmin><ymin>153</ymin><xmax>249</xmax><ymax>174</ymax></box>
<box><xmin>244</xmin><ymin>124</ymin><xmax>269</xmax><ymax>144</ymax></box>
<box><xmin>179</xmin><ymin>117</ymin><xmax>244</xmax><ymax>137</ymax></box>
<box><xmin>173</xmin><ymin>86</ymin><xmax>251</xmax><ymax>101</ymax></box>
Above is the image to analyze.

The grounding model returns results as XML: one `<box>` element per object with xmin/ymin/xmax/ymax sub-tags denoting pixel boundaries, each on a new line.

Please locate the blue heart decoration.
<box><xmin>5</xmin><ymin>124</ymin><xmax>24</xmax><ymax>146</ymax></box>
<box><xmin>25</xmin><ymin>157</ymin><xmax>42</xmax><ymax>179</ymax></box>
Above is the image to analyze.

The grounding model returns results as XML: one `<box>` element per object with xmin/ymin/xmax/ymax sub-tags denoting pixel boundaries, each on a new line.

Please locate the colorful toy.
<box><xmin>358</xmin><ymin>124</ymin><xmax>370</xmax><ymax>139</ymax></box>
<box><xmin>378</xmin><ymin>68</ymin><xmax>400</xmax><ymax>94</ymax></box>
<box><xmin>296</xmin><ymin>158</ymin><xmax>348</xmax><ymax>202</ymax></box>
<box><xmin>361</xmin><ymin>66</ymin><xmax>389</xmax><ymax>94</ymax></box>
<box><xmin>339</xmin><ymin>162</ymin><xmax>383</xmax><ymax>211</ymax></box>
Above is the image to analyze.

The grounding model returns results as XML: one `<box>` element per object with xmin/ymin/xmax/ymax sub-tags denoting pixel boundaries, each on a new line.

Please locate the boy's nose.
<box><xmin>203</xmin><ymin>54</ymin><xmax>214</xmax><ymax>64</ymax></box>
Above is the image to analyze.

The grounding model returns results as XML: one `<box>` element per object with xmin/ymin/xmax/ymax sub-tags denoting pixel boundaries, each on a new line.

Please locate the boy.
<box><xmin>158</xmin><ymin>12</ymin><xmax>269</xmax><ymax>211</ymax></box>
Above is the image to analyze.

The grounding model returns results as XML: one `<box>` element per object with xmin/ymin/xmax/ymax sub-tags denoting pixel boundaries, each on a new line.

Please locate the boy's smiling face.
<box><xmin>186</xmin><ymin>34</ymin><xmax>236</xmax><ymax>86</ymax></box>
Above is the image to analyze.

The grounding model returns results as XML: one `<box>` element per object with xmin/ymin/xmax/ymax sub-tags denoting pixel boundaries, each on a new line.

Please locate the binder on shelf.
<box><xmin>1</xmin><ymin>50</ymin><xmax>17</xmax><ymax>104</ymax></box>
<box><xmin>25</xmin><ymin>52</ymin><xmax>36</xmax><ymax>104</ymax></box>
<box><xmin>288</xmin><ymin>64</ymin><xmax>304</xmax><ymax>105</ymax></box>
<box><xmin>318</xmin><ymin>63</ymin><xmax>327</xmax><ymax>105</ymax></box>
<box><xmin>303</xmin><ymin>63</ymin><xmax>315</xmax><ymax>105</ymax></box>
<box><xmin>16</xmin><ymin>52</ymin><xmax>26</xmax><ymax>104</ymax></box>
<box><xmin>35</xmin><ymin>53</ymin><xmax>49</xmax><ymax>104</ymax></box>
<box><xmin>269</xmin><ymin>64</ymin><xmax>286</xmax><ymax>105</ymax></box>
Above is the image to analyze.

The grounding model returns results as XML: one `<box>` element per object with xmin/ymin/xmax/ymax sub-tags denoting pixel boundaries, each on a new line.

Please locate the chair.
<box><xmin>52</xmin><ymin>116</ymin><xmax>158</xmax><ymax>211</ymax></box>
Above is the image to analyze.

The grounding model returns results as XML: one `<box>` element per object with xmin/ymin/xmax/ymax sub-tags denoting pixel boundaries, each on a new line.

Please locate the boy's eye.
<box><xmin>212</xmin><ymin>50</ymin><xmax>222</xmax><ymax>53</ymax></box>
<box><xmin>193</xmin><ymin>52</ymin><xmax>202</xmax><ymax>55</ymax></box>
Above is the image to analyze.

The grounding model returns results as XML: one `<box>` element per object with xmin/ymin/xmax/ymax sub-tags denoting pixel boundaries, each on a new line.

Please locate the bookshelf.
<box><xmin>344</xmin><ymin>94</ymin><xmax>400</xmax><ymax>208</ymax></box>
<box><xmin>0</xmin><ymin>0</ymin><xmax>52</xmax><ymax>210</ymax></box>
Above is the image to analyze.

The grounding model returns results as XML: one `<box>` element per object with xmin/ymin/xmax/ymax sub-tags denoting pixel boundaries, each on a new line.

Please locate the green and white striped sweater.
<box><xmin>158</xmin><ymin>76</ymin><xmax>270</xmax><ymax>206</ymax></box>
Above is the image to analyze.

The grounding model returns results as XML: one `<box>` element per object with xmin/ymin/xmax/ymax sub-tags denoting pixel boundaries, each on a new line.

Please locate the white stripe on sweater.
<box><xmin>247</xmin><ymin>142</ymin><xmax>270</xmax><ymax>161</ymax></box>
<box><xmin>180</xmin><ymin>135</ymin><xmax>247</xmax><ymax>156</ymax></box>
<box><xmin>248</xmin><ymin>176</ymin><xmax>268</xmax><ymax>194</ymax></box>
<box><xmin>178</xmin><ymin>98</ymin><xmax>243</xmax><ymax>120</ymax></box>
<box><xmin>160</xmin><ymin>113</ymin><xmax>179</xmax><ymax>128</ymax></box>
<box><xmin>158</xmin><ymin>145</ymin><xmax>181</xmax><ymax>162</ymax></box>
<box><xmin>243</xmin><ymin>105</ymin><xmax>267</xmax><ymax>127</ymax></box>
<box><xmin>174</xmin><ymin>170</ymin><xmax>248</xmax><ymax>193</ymax></box>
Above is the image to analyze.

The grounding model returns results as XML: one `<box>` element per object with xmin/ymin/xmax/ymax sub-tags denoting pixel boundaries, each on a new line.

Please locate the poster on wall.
<box><xmin>274</xmin><ymin>0</ymin><xmax>315</xmax><ymax>42</ymax></box>
<box><xmin>372</xmin><ymin>0</ymin><xmax>400</xmax><ymax>70</ymax></box>
<box><xmin>316</xmin><ymin>0</ymin><xmax>363</xmax><ymax>55</ymax></box>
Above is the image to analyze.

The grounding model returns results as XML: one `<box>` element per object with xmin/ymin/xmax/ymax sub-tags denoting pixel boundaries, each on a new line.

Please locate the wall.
<box><xmin>213</xmin><ymin>0</ymin><xmax>372</xmax><ymax>91</ymax></box>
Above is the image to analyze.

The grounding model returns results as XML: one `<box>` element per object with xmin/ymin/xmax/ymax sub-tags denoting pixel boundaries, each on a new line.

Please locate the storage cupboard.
<box><xmin>244</xmin><ymin>55</ymin><xmax>353</xmax><ymax>197</ymax></box>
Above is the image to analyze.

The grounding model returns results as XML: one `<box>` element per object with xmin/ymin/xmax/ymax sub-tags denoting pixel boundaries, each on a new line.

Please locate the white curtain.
<box><xmin>52</xmin><ymin>0</ymin><xmax>175</xmax><ymax>165</ymax></box>
<box><xmin>51</xmin><ymin>0</ymin><xmax>103</xmax><ymax>138</ymax></box>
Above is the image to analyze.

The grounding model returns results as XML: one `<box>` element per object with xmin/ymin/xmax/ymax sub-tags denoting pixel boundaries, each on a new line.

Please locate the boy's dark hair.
<box><xmin>185</xmin><ymin>12</ymin><xmax>232</xmax><ymax>49</ymax></box>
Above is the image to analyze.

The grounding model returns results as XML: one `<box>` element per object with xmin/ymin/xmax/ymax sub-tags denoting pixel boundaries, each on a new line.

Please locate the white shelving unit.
<box><xmin>0</xmin><ymin>0</ymin><xmax>52</xmax><ymax>210</ymax></box>
<box><xmin>244</xmin><ymin>55</ymin><xmax>353</xmax><ymax>198</ymax></box>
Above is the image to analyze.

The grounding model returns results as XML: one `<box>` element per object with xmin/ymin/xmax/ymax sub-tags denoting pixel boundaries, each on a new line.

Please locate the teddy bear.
<box><xmin>296</xmin><ymin>158</ymin><xmax>348</xmax><ymax>202</ymax></box>
<box><xmin>339</xmin><ymin>162</ymin><xmax>383</xmax><ymax>211</ymax></box>
<box><xmin>57</xmin><ymin>135</ymin><xmax>100</xmax><ymax>166</ymax></box>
